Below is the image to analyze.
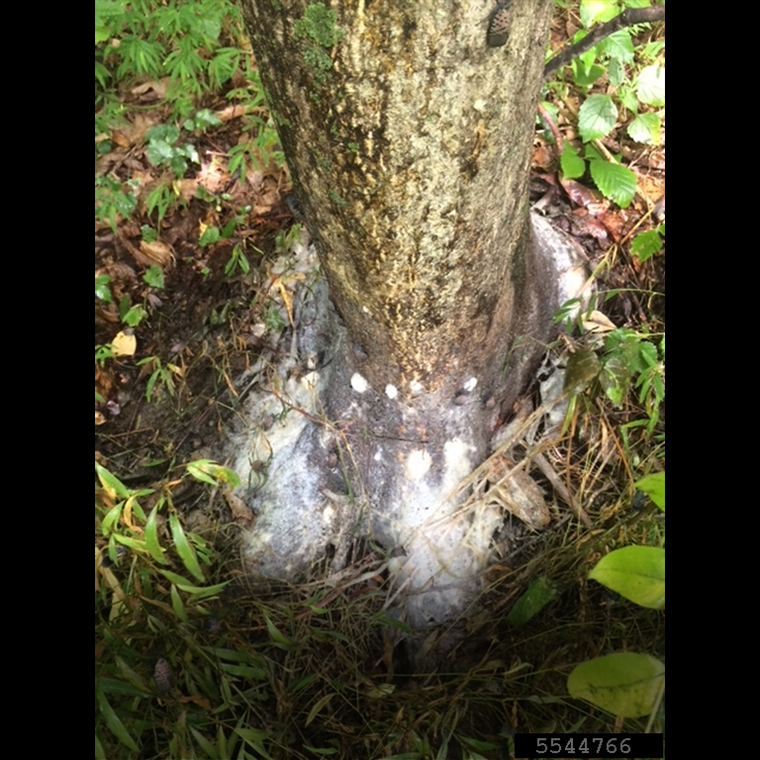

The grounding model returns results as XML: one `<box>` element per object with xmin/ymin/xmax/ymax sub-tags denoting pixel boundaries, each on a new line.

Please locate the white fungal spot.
<box><xmin>409</xmin><ymin>380</ymin><xmax>423</xmax><ymax>394</ymax></box>
<box><xmin>473</xmin><ymin>99</ymin><xmax>486</xmax><ymax>112</ymax></box>
<box><xmin>374</xmin><ymin>448</ymin><xmax>383</xmax><ymax>462</ymax></box>
<box><xmin>351</xmin><ymin>373</ymin><xmax>369</xmax><ymax>393</ymax></box>
<box><xmin>385</xmin><ymin>384</ymin><xmax>398</xmax><ymax>399</ymax></box>
<box><xmin>405</xmin><ymin>449</ymin><xmax>432</xmax><ymax>481</ymax></box>
<box><xmin>362</xmin><ymin>305</ymin><xmax>370</xmax><ymax>314</ymax></box>
<box><xmin>464</xmin><ymin>377</ymin><xmax>478</xmax><ymax>392</ymax></box>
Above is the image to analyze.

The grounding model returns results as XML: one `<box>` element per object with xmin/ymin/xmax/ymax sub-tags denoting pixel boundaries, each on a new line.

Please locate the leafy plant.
<box><xmin>95</xmin><ymin>460</ymin><xmax>236</xmax><ymax>756</ymax></box>
<box><xmin>548</xmin><ymin>0</ymin><xmax>665</xmax><ymax>207</ymax></box>
<box><xmin>563</xmin><ymin>323</ymin><xmax>665</xmax><ymax>436</ymax></box>
<box><xmin>95</xmin><ymin>0</ymin><xmax>247</xmax><ymax>121</ymax></box>
<box><xmin>95</xmin><ymin>175</ymin><xmax>138</xmax><ymax>232</ymax></box>
<box><xmin>631</xmin><ymin>222</ymin><xmax>665</xmax><ymax>262</ymax></box>
<box><xmin>136</xmin><ymin>356</ymin><xmax>181</xmax><ymax>401</ymax></box>
<box><xmin>567</xmin><ymin>473</ymin><xmax>665</xmax><ymax>718</ymax></box>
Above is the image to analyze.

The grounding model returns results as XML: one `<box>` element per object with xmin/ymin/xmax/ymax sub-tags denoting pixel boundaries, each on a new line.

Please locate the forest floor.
<box><xmin>95</xmin><ymin>6</ymin><xmax>664</xmax><ymax>759</ymax></box>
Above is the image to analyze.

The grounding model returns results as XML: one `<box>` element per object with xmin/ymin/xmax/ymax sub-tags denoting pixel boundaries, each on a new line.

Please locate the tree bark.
<box><xmin>233</xmin><ymin>0</ymin><xmax>585</xmax><ymax>650</ymax></box>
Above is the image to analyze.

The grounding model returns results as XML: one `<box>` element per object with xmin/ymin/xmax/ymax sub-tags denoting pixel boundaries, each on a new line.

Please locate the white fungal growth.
<box><xmin>463</xmin><ymin>377</ymin><xmax>478</xmax><ymax>392</ymax></box>
<box><xmin>385</xmin><ymin>384</ymin><xmax>398</xmax><ymax>399</ymax></box>
<box><xmin>350</xmin><ymin>373</ymin><xmax>369</xmax><ymax>393</ymax></box>
<box><xmin>409</xmin><ymin>380</ymin><xmax>423</xmax><ymax>394</ymax></box>
<box><xmin>362</xmin><ymin>305</ymin><xmax>370</xmax><ymax>314</ymax></box>
<box><xmin>374</xmin><ymin>448</ymin><xmax>383</xmax><ymax>462</ymax></box>
<box><xmin>405</xmin><ymin>449</ymin><xmax>432</xmax><ymax>481</ymax></box>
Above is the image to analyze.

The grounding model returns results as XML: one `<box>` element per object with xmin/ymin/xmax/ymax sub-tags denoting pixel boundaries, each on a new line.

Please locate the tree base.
<box><xmin>229</xmin><ymin>213</ymin><xmax>589</xmax><ymax>652</ymax></box>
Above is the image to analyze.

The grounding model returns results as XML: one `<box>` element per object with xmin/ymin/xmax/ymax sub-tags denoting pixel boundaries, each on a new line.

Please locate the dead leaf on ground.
<box><xmin>223</xmin><ymin>488</ymin><xmax>256</xmax><ymax>527</ymax></box>
<box><xmin>112</xmin><ymin>331</ymin><xmax>137</xmax><ymax>357</ymax></box>
<box><xmin>582</xmin><ymin>310</ymin><xmax>617</xmax><ymax>333</ymax></box>
<box><xmin>139</xmin><ymin>239</ymin><xmax>174</xmax><ymax>268</ymax></box>
<box><xmin>560</xmin><ymin>177</ymin><xmax>602</xmax><ymax>208</ymax></box>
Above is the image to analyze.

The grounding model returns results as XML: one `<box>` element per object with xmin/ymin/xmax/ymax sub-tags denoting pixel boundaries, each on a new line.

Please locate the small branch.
<box><xmin>544</xmin><ymin>7</ymin><xmax>666</xmax><ymax>78</ymax></box>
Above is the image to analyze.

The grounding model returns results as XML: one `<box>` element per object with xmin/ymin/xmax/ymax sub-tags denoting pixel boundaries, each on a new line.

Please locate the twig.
<box><xmin>544</xmin><ymin>7</ymin><xmax>666</xmax><ymax>78</ymax></box>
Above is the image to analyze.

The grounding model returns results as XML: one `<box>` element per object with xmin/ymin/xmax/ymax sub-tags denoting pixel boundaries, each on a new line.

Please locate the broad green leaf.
<box><xmin>95</xmin><ymin>274</ymin><xmax>112</xmax><ymax>302</ymax></box>
<box><xmin>580</xmin><ymin>0</ymin><xmax>619</xmax><ymax>27</ymax></box>
<box><xmin>143</xmin><ymin>265</ymin><xmax>164</xmax><ymax>289</ymax></box>
<box><xmin>630</xmin><ymin>229</ymin><xmax>663</xmax><ymax>262</ymax></box>
<box><xmin>560</xmin><ymin>141</ymin><xmax>586</xmax><ymax>180</ymax></box>
<box><xmin>96</xmin><ymin>682</ymin><xmax>139</xmax><ymax>751</ymax></box>
<box><xmin>588</xmin><ymin>158</ymin><xmax>637</xmax><ymax>208</ymax></box>
<box><xmin>572</xmin><ymin>60</ymin><xmax>605</xmax><ymax>88</ymax></box>
<box><xmin>578</xmin><ymin>94</ymin><xmax>617</xmax><ymax>141</ymax></box>
<box><xmin>190</xmin><ymin>726</ymin><xmax>219</xmax><ymax>759</ymax></box>
<box><xmin>637</xmin><ymin>64</ymin><xmax>665</xmax><ymax>107</ymax></box>
<box><xmin>159</xmin><ymin>569</ymin><xmax>230</xmax><ymax>597</ymax></box>
<box><xmin>634</xmin><ymin>472</ymin><xmax>665</xmax><ymax>510</ymax></box>
<box><xmin>95</xmin><ymin>733</ymin><xmax>106</xmax><ymax>760</ymax></box>
<box><xmin>199</xmin><ymin>226</ymin><xmax>221</xmax><ymax>247</ymax></box>
<box><xmin>628</xmin><ymin>112</ymin><xmax>661</xmax><ymax>145</ymax></box>
<box><xmin>170</xmin><ymin>583</ymin><xmax>188</xmax><ymax>621</ymax></box>
<box><xmin>113</xmin><ymin>534</ymin><xmax>149</xmax><ymax>554</ymax></box>
<box><xmin>568</xmin><ymin>652</ymin><xmax>664</xmax><ymax>717</ymax></box>
<box><xmin>115</xmin><ymin>656</ymin><xmax>151</xmax><ymax>693</ymax></box>
<box><xmin>169</xmin><ymin>513</ymin><xmax>205</xmax><ymax>582</ymax></box>
<box><xmin>145</xmin><ymin>503</ymin><xmax>169</xmax><ymax>564</ymax></box>
<box><xmin>599</xmin><ymin>355</ymin><xmax>631</xmax><ymax>406</ymax></box>
<box><xmin>186</xmin><ymin>459</ymin><xmax>241</xmax><ymax>487</ymax></box>
<box><xmin>96</xmin><ymin>462</ymin><xmax>131</xmax><ymax>500</ymax></box>
<box><xmin>507</xmin><ymin>576</ymin><xmax>558</xmax><ymax>627</ymax></box>
<box><xmin>598</xmin><ymin>29</ymin><xmax>634</xmax><ymax>64</ymax></box>
<box><xmin>305</xmin><ymin>693</ymin><xmax>336</xmax><ymax>727</ymax></box>
<box><xmin>589</xmin><ymin>546</ymin><xmax>665</xmax><ymax>608</ymax></box>
<box><xmin>101</xmin><ymin>502</ymin><xmax>123</xmax><ymax>536</ymax></box>
<box><xmin>564</xmin><ymin>346</ymin><xmax>601</xmax><ymax>392</ymax></box>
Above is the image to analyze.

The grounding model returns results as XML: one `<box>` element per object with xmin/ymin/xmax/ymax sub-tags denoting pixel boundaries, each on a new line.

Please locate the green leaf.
<box><xmin>171</xmin><ymin>583</ymin><xmax>188</xmax><ymax>621</ymax></box>
<box><xmin>122</xmin><ymin>304</ymin><xmax>147</xmax><ymax>327</ymax></box>
<box><xmin>628</xmin><ymin>112</ymin><xmax>661</xmax><ymax>145</ymax></box>
<box><xmin>599</xmin><ymin>355</ymin><xmax>631</xmax><ymax>406</ymax></box>
<box><xmin>564</xmin><ymin>346</ymin><xmax>601</xmax><ymax>393</ymax></box>
<box><xmin>630</xmin><ymin>229</ymin><xmax>663</xmax><ymax>262</ymax></box>
<box><xmin>634</xmin><ymin>472</ymin><xmax>665</xmax><ymax>510</ymax></box>
<box><xmin>637</xmin><ymin>64</ymin><xmax>665</xmax><ymax>107</ymax></box>
<box><xmin>589</xmin><ymin>546</ymin><xmax>665</xmax><ymax>609</ymax></box>
<box><xmin>598</xmin><ymin>29</ymin><xmax>634</xmax><ymax>64</ymax></box>
<box><xmin>140</xmin><ymin>224</ymin><xmax>157</xmax><ymax>243</ymax></box>
<box><xmin>580</xmin><ymin>0</ymin><xmax>619</xmax><ymax>27</ymax></box>
<box><xmin>95</xmin><ymin>274</ymin><xmax>113</xmax><ymax>302</ymax></box>
<box><xmin>143</xmin><ymin>265</ymin><xmax>165</xmax><ymax>289</ymax></box>
<box><xmin>578</xmin><ymin>94</ymin><xmax>617</xmax><ymax>141</ymax></box>
<box><xmin>96</xmin><ymin>682</ymin><xmax>139</xmax><ymax>751</ymax></box>
<box><xmin>186</xmin><ymin>460</ymin><xmax>241</xmax><ymax>487</ymax></box>
<box><xmin>507</xmin><ymin>576</ymin><xmax>559</xmax><ymax>627</ymax></box>
<box><xmin>96</xmin><ymin>462</ymin><xmax>132</xmax><ymax>500</ymax></box>
<box><xmin>199</xmin><ymin>226</ymin><xmax>221</xmax><ymax>247</ymax></box>
<box><xmin>568</xmin><ymin>652</ymin><xmax>664</xmax><ymax>718</ymax></box>
<box><xmin>169</xmin><ymin>512</ymin><xmax>206</xmax><ymax>582</ymax></box>
<box><xmin>560</xmin><ymin>141</ymin><xmax>586</xmax><ymax>180</ymax></box>
<box><xmin>264</xmin><ymin>612</ymin><xmax>295</xmax><ymax>650</ymax></box>
<box><xmin>190</xmin><ymin>727</ymin><xmax>219</xmax><ymax>759</ymax></box>
<box><xmin>588</xmin><ymin>158</ymin><xmax>637</xmax><ymax>208</ymax></box>
<box><xmin>159</xmin><ymin>569</ymin><xmax>230</xmax><ymax>597</ymax></box>
<box><xmin>305</xmin><ymin>693</ymin><xmax>336</xmax><ymax>727</ymax></box>
<box><xmin>145</xmin><ymin>503</ymin><xmax>169</xmax><ymax>564</ymax></box>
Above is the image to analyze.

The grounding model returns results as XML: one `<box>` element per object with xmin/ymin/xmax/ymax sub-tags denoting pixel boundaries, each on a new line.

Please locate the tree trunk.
<box><xmin>232</xmin><ymin>0</ymin><xmax>585</xmax><ymax>651</ymax></box>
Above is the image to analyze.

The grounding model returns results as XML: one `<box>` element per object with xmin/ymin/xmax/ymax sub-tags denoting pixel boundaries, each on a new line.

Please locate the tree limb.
<box><xmin>544</xmin><ymin>7</ymin><xmax>666</xmax><ymax>78</ymax></box>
